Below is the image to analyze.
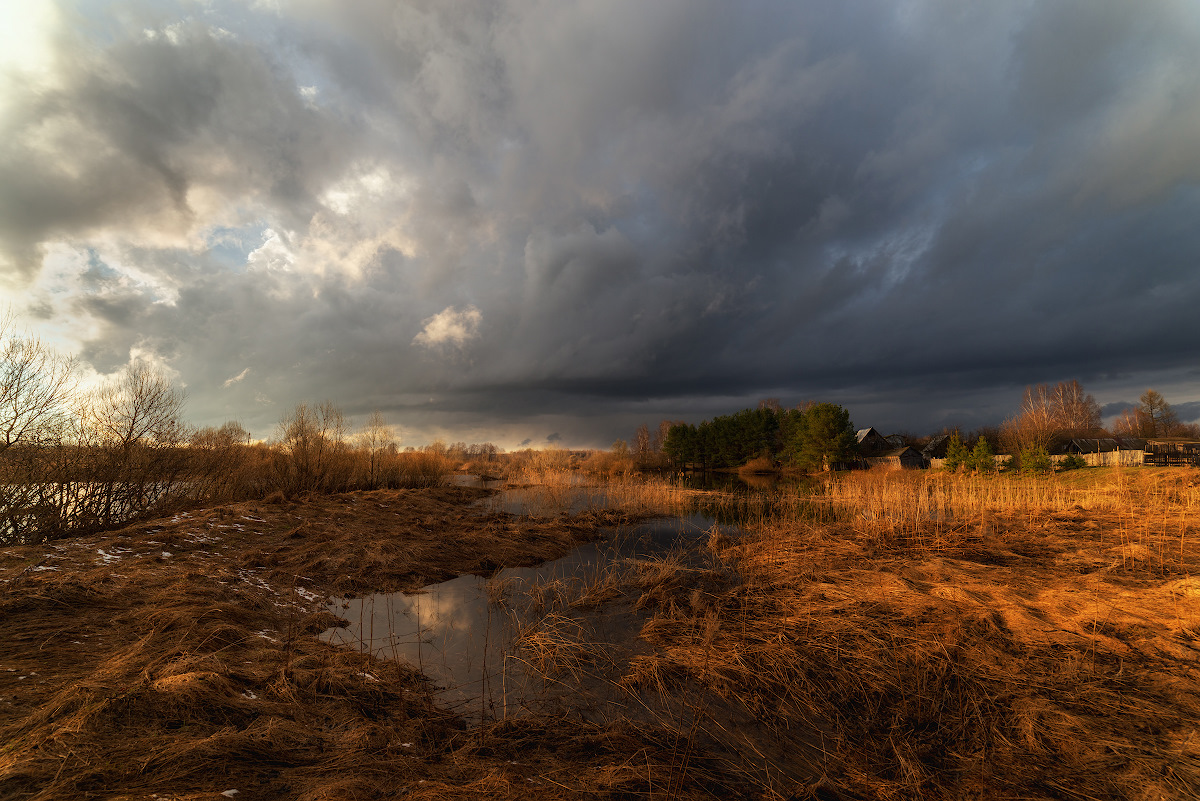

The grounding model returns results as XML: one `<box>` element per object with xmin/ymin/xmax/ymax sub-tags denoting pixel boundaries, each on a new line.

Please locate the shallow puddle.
<box><xmin>321</xmin><ymin>514</ymin><xmax>730</xmax><ymax>719</ymax></box>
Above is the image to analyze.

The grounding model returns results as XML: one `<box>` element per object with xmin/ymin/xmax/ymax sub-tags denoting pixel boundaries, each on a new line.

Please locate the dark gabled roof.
<box><xmin>866</xmin><ymin>446</ymin><xmax>922</xmax><ymax>459</ymax></box>
<box><xmin>856</xmin><ymin>427</ymin><xmax>880</xmax><ymax>443</ymax></box>
<box><xmin>1064</xmin><ymin>438</ymin><xmax>1120</xmax><ymax>453</ymax></box>
<box><xmin>1065</xmin><ymin>436</ymin><xmax>1146</xmax><ymax>453</ymax></box>
<box><xmin>922</xmin><ymin>433</ymin><xmax>950</xmax><ymax>459</ymax></box>
<box><xmin>1050</xmin><ymin>428</ymin><xmax>1114</xmax><ymax>454</ymax></box>
<box><xmin>856</xmin><ymin>427</ymin><xmax>891</xmax><ymax>454</ymax></box>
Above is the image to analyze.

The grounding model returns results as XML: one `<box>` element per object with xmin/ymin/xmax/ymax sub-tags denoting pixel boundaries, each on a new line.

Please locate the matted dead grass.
<box><xmin>6</xmin><ymin>469</ymin><xmax>1199</xmax><ymax>800</ymax></box>
<box><xmin>608</xmin><ymin>468</ymin><xmax>1200</xmax><ymax>799</ymax></box>
<box><xmin>0</xmin><ymin>487</ymin><xmax>738</xmax><ymax>801</ymax></box>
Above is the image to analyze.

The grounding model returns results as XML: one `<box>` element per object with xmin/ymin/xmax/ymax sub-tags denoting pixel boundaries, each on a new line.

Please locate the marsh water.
<box><xmin>321</xmin><ymin>512</ymin><xmax>733</xmax><ymax>720</ymax></box>
<box><xmin>321</xmin><ymin>478</ymin><xmax>825</xmax><ymax>788</ymax></box>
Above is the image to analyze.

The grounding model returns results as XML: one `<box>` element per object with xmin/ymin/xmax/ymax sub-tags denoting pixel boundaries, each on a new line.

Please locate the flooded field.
<box><xmin>2</xmin><ymin>469</ymin><xmax>1200</xmax><ymax>800</ymax></box>
<box><xmin>322</xmin><ymin>514</ymin><xmax>731</xmax><ymax>719</ymax></box>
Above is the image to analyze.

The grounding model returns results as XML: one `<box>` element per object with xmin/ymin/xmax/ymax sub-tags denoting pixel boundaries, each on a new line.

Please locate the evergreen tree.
<box><xmin>790</xmin><ymin>402</ymin><xmax>856</xmax><ymax>471</ymax></box>
<box><xmin>1019</xmin><ymin>445</ymin><xmax>1052</xmax><ymax>474</ymax></box>
<box><xmin>944</xmin><ymin>432</ymin><xmax>968</xmax><ymax>471</ymax></box>
<box><xmin>967</xmin><ymin>436</ymin><xmax>994</xmax><ymax>473</ymax></box>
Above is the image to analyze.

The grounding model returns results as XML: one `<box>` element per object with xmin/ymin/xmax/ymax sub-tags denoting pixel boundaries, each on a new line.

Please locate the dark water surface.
<box><xmin>320</xmin><ymin>513</ymin><xmax>731</xmax><ymax>719</ymax></box>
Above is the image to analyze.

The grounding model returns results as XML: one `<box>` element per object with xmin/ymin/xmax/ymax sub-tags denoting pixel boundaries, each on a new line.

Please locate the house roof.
<box><xmin>856</xmin><ymin>427</ymin><xmax>892</xmax><ymax>454</ymax></box>
<box><xmin>1064</xmin><ymin>436</ymin><xmax>1146</xmax><ymax>453</ymax></box>
<box><xmin>856</xmin><ymin>428</ymin><xmax>880</xmax><ymax>443</ymax></box>
<box><xmin>1064</xmin><ymin>438</ymin><xmax>1121</xmax><ymax>453</ymax></box>
<box><xmin>921</xmin><ymin>433</ymin><xmax>950</xmax><ymax>459</ymax></box>
<box><xmin>866</xmin><ymin>446</ymin><xmax>922</xmax><ymax>459</ymax></box>
<box><xmin>1049</xmin><ymin>428</ymin><xmax>1115</xmax><ymax>454</ymax></box>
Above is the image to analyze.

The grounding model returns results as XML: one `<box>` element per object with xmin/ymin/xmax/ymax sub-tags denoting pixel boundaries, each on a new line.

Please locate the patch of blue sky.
<box><xmin>203</xmin><ymin>223</ymin><xmax>270</xmax><ymax>272</ymax></box>
<box><xmin>82</xmin><ymin>248</ymin><xmax>120</xmax><ymax>283</ymax></box>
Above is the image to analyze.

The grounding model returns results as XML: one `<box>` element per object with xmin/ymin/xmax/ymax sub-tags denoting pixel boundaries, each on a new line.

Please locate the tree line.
<box><xmin>999</xmin><ymin>380</ymin><xmax>1197</xmax><ymax>452</ymax></box>
<box><xmin>659</xmin><ymin>401</ymin><xmax>857</xmax><ymax>472</ymax></box>
<box><xmin>634</xmin><ymin>379</ymin><xmax>1200</xmax><ymax>477</ymax></box>
<box><xmin>0</xmin><ymin>315</ymin><xmax>464</xmax><ymax>545</ymax></box>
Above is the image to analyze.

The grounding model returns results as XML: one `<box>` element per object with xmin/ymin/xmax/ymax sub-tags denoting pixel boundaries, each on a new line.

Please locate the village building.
<box><xmin>921</xmin><ymin>433</ymin><xmax>951</xmax><ymax>462</ymax></box>
<box><xmin>1142</xmin><ymin>438</ymin><xmax>1200</xmax><ymax>466</ymax></box>
<box><xmin>856</xmin><ymin>428</ymin><xmax>928</xmax><ymax>469</ymax></box>
<box><xmin>864</xmin><ymin>446</ymin><xmax>925</xmax><ymax>470</ymax></box>
<box><xmin>1057</xmin><ymin>430</ymin><xmax>1147</xmax><ymax>466</ymax></box>
<box><xmin>855</xmin><ymin>427</ymin><xmax>891</xmax><ymax>455</ymax></box>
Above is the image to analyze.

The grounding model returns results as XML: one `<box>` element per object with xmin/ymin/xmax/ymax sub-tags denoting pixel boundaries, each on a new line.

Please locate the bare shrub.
<box><xmin>74</xmin><ymin>362</ymin><xmax>192</xmax><ymax>530</ymax></box>
<box><xmin>272</xmin><ymin>402</ymin><xmax>353</xmax><ymax>496</ymax></box>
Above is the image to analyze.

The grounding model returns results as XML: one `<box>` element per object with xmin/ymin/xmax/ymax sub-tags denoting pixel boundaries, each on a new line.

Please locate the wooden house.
<box><xmin>855</xmin><ymin>427</ymin><xmax>891</xmax><ymax>455</ymax></box>
<box><xmin>921</xmin><ymin>434</ymin><xmax>951</xmax><ymax>462</ymax></box>
<box><xmin>1060</xmin><ymin>434</ymin><xmax>1147</xmax><ymax>466</ymax></box>
<box><xmin>865</xmin><ymin>446</ymin><xmax>925</xmax><ymax>470</ymax></box>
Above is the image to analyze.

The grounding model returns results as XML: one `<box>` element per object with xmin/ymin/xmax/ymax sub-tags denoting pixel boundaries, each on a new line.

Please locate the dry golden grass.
<box><xmin>487</xmin><ymin>467</ymin><xmax>1200</xmax><ymax>798</ymax></box>
<box><xmin>0</xmin><ymin>487</ymin><xmax>740</xmax><ymax>800</ymax></box>
<box><xmin>608</xmin><ymin>467</ymin><xmax>1200</xmax><ymax>799</ymax></box>
<box><xmin>9</xmin><ymin>467</ymin><xmax>1196</xmax><ymax>799</ymax></box>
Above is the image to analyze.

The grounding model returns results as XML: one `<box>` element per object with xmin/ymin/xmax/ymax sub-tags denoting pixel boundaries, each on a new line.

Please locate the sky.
<box><xmin>2</xmin><ymin>0</ymin><xmax>1200</xmax><ymax>449</ymax></box>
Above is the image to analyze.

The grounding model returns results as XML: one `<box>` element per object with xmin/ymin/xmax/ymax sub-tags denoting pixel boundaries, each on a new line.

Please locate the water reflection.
<box><xmin>321</xmin><ymin>516</ymin><xmax>725</xmax><ymax>719</ymax></box>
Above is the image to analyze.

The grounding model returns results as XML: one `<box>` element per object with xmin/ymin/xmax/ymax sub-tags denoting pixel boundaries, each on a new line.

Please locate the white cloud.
<box><xmin>412</xmin><ymin>305</ymin><xmax>482</xmax><ymax>349</ymax></box>
<box><xmin>245</xmin><ymin>229</ymin><xmax>295</xmax><ymax>272</ymax></box>
<box><xmin>223</xmin><ymin>367</ymin><xmax>250</xmax><ymax>387</ymax></box>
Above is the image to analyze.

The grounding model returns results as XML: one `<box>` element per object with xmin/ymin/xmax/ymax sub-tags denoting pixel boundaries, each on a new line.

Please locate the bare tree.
<box><xmin>88</xmin><ymin>362</ymin><xmax>187</xmax><ymax>449</ymax></box>
<box><xmin>0</xmin><ymin>314</ymin><xmax>79</xmax><ymax>543</ymax></box>
<box><xmin>1140</xmin><ymin>389</ymin><xmax>1179</xmax><ymax>437</ymax></box>
<box><xmin>652</xmin><ymin>420</ymin><xmax>673</xmax><ymax>453</ymax></box>
<box><xmin>1051</xmin><ymin>379</ymin><xmax>1102</xmax><ymax>432</ymax></box>
<box><xmin>275</xmin><ymin>401</ymin><xmax>350</xmax><ymax>495</ymax></box>
<box><xmin>1110</xmin><ymin>390</ymin><xmax>1186</xmax><ymax>438</ymax></box>
<box><xmin>355</xmin><ymin>409</ymin><xmax>398</xmax><ymax>488</ymax></box>
<box><xmin>634</xmin><ymin>423</ymin><xmax>651</xmax><ymax>457</ymax></box>
<box><xmin>1006</xmin><ymin>379</ymin><xmax>1102</xmax><ymax>451</ymax></box>
<box><xmin>189</xmin><ymin>420</ymin><xmax>254</xmax><ymax>499</ymax></box>
<box><xmin>81</xmin><ymin>362</ymin><xmax>189</xmax><ymax>528</ymax></box>
<box><xmin>0</xmin><ymin>312</ymin><xmax>76</xmax><ymax>453</ymax></box>
<box><xmin>1007</xmin><ymin>384</ymin><xmax>1057</xmax><ymax>451</ymax></box>
<box><xmin>1111</xmin><ymin>407</ymin><xmax>1143</xmax><ymax>438</ymax></box>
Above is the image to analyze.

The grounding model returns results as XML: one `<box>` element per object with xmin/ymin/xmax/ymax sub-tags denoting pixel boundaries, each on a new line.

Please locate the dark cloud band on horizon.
<box><xmin>2</xmin><ymin>0</ymin><xmax>1200</xmax><ymax>446</ymax></box>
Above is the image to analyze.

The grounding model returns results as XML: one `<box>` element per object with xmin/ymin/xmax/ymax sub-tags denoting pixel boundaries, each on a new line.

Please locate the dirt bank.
<box><xmin>0</xmin><ymin>488</ymin><xmax>739</xmax><ymax>800</ymax></box>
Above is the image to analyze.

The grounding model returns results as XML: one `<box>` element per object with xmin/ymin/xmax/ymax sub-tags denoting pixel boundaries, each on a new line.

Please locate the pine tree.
<box><xmin>944</xmin><ymin>432</ymin><xmax>968</xmax><ymax>472</ymax></box>
<box><xmin>967</xmin><ymin>436</ymin><xmax>994</xmax><ymax>473</ymax></box>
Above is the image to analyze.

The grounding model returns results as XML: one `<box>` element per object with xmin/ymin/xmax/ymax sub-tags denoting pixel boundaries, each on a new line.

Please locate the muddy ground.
<box><xmin>0</xmin><ymin>488</ymin><xmax>742</xmax><ymax>801</ymax></box>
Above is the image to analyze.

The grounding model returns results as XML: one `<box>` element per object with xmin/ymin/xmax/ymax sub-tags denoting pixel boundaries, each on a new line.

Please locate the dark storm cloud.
<box><xmin>0</xmin><ymin>8</ymin><xmax>363</xmax><ymax>276</ymax></box>
<box><xmin>4</xmin><ymin>0</ymin><xmax>1200</xmax><ymax>445</ymax></box>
